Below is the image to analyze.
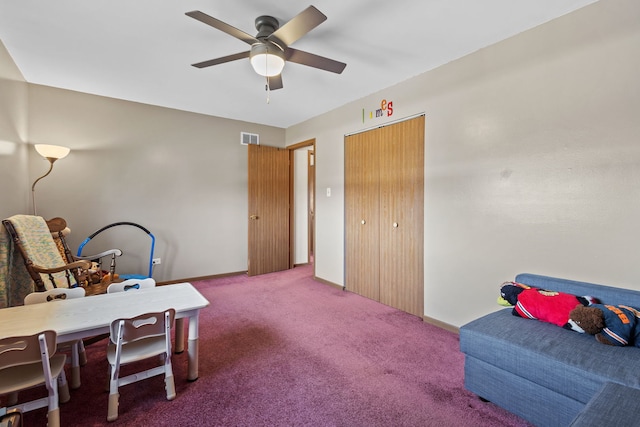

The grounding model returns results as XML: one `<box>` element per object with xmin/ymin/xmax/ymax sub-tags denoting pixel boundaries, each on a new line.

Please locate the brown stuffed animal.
<box><xmin>570</xmin><ymin>304</ymin><xmax>640</xmax><ymax>347</ymax></box>
<box><xmin>568</xmin><ymin>306</ymin><xmax>609</xmax><ymax>344</ymax></box>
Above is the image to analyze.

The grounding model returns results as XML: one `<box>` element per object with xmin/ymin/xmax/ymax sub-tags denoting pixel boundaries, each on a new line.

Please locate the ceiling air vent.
<box><xmin>240</xmin><ymin>132</ymin><xmax>259</xmax><ymax>146</ymax></box>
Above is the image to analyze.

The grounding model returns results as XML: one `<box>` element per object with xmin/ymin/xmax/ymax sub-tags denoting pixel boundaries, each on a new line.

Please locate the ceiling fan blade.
<box><xmin>269</xmin><ymin>6</ymin><xmax>327</xmax><ymax>47</ymax></box>
<box><xmin>191</xmin><ymin>51</ymin><xmax>250</xmax><ymax>69</ymax></box>
<box><xmin>186</xmin><ymin>11</ymin><xmax>259</xmax><ymax>45</ymax></box>
<box><xmin>286</xmin><ymin>48</ymin><xmax>346</xmax><ymax>74</ymax></box>
<box><xmin>268</xmin><ymin>74</ymin><xmax>283</xmax><ymax>91</ymax></box>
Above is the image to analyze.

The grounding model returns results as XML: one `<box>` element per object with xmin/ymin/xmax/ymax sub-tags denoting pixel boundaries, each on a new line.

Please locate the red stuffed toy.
<box><xmin>499</xmin><ymin>281</ymin><xmax>598</xmax><ymax>331</ymax></box>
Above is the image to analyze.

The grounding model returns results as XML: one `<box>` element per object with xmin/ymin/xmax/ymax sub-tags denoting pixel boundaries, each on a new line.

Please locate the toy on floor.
<box><xmin>569</xmin><ymin>304</ymin><xmax>640</xmax><ymax>347</ymax></box>
<box><xmin>498</xmin><ymin>281</ymin><xmax>598</xmax><ymax>332</ymax></box>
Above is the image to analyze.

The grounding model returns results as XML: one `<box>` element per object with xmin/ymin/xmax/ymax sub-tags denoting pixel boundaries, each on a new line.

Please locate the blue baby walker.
<box><xmin>77</xmin><ymin>222</ymin><xmax>156</xmax><ymax>280</ymax></box>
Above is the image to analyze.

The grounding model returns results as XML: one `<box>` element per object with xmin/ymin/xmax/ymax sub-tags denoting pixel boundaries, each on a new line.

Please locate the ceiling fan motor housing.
<box><xmin>255</xmin><ymin>15</ymin><xmax>279</xmax><ymax>39</ymax></box>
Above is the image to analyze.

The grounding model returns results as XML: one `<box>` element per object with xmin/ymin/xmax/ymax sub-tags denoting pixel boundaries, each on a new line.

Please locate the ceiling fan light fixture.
<box><xmin>250</xmin><ymin>44</ymin><xmax>285</xmax><ymax>77</ymax></box>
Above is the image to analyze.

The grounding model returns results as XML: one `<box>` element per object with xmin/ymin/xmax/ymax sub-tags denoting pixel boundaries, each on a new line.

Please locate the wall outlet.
<box><xmin>152</xmin><ymin>258</ymin><xmax>161</xmax><ymax>265</ymax></box>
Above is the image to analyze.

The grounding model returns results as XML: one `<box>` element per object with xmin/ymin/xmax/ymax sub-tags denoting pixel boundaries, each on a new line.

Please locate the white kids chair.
<box><xmin>0</xmin><ymin>330</ymin><xmax>70</xmax><ymax>427</ymax></box>
<box><xmin>106</xmin><ymin>278</ymin><xmax>156</xmax><ymax>293</ymax></box>
<box><xmin>24</xmin><ymin>287</ymin><xmax>87</xmax><ymax>389</ymax></box>
<box><xmin>106</xmin><ymin>309</ymin><xmax>176</xmax><ymax>422</ymax></box>
<box><xmin>106</xmin><ymin>277</ymin><xmax>186</xmax><ymax>355</ymax></box>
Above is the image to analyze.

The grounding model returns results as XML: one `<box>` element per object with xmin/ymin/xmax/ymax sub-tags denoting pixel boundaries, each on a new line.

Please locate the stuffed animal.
<box><xmin>88</xmin><ymin>261</ymin><xmax>102</xmax><ymax>284</ymax></box>
<box><xmin>88</xmin><ymin>261</ymin><xmax>119</xmax><ymax>285</ymax></box>
<box><xmin>498</xmin><ymin>281</ymin><xmax>598</xmax><ymax>332</ymax></box>
<box><xmin>569</xmin><ymin>304</ymin><xmax>640</xmax><ymax>347</ymax></box>
<box><xmin>100</xmin><ymin>272</ymin><xmax>119</xmax><ymax>285</ymax></box>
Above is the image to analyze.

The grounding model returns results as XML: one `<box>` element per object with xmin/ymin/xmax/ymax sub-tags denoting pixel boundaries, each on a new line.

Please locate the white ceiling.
<box><xmin>0</xmin><ymin>1</ymin><xmax>598</xmax><ymax>128</ymax></box>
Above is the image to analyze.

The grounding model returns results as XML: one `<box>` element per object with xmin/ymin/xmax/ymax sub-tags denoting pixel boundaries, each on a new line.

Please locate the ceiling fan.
<box><xmin>186</xmin><ymin>5</ymin><xmax>347</xmax><ymax>91</ymax></box>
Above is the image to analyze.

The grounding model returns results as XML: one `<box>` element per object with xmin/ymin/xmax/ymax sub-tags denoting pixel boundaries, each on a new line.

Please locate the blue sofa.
<box><xmin>460</xmin><ymin>273</ymin><xmax>640</xmax><ymax>427</ymax></box>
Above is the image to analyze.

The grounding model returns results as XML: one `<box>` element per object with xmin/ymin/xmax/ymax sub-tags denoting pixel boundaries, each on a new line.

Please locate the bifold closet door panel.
<box><xmin>379</xmin><ymin>116</ymin><xmax>425</xmax><ymax>317</ymax></box>
<box><xmin>345</xmin><ymin>130</ymin><xmax>381</xmax><ymax>301</ymax></box>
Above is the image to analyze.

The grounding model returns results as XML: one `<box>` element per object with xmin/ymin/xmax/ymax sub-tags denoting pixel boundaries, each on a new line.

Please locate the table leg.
<box><xmin>174</xmin><ymin>318</ymin><xmax>185</xmax><ymax>353</ymax></box>
<box><xmin>70</xmin><ymin>342</ymin><xmax>81</xmax><ymax>389</ymax></box>
<box><xmin>187</xmin><ymin>313</ymin><xmax>200</xmax><ymax>381</ymax></box>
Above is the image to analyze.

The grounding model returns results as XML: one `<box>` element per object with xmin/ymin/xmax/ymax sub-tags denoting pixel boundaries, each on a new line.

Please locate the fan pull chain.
<box><xmin>265</xmin><ymin>76</ymin><xmax>271</xmax><ymax>104</ymax></box>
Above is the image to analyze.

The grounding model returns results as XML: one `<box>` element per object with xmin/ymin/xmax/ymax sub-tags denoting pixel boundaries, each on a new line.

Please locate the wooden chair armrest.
<box><xmin>75</xmin><ymin>249</ymin><xmax>123</xmax><ymax>260</ymax></box>
<box><xmin>32</xmin><ymin>260</ymin><xmax>92</xmax><ymax>275</ymax></box>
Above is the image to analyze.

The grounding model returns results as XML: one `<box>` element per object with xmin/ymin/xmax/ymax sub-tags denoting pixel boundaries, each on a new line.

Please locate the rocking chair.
<box><xmin>1</xmin><ymin>215</ymin><xmax>122</xmax><ymax>295</ymax></box>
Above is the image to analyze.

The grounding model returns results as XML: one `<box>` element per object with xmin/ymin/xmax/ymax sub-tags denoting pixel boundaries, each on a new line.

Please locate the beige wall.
<box><xmin>3</xmin><ymin>0</ymin><xmax>639</xmax><ymax>328</ymax></box>
<box><xmin>286</xmin><ymin>0</ymin><xmax>640</xmax><ymax>327</ymax></box>
<box><xmin>0</xmin><ymin>40</ymin><xmax>29</xmax><ymax>218</ymax></box>
<box><xmin>24</xmin><ymin>86</ymin><xmax>285</xmax><ymax>282</ymax></box>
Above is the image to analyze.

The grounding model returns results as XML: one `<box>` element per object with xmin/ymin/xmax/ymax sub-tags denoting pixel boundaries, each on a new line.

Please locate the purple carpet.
<box><xmin>15</xmin><ymin>264</ymin><xmax>532</xmax><ymax>426</ymax></box>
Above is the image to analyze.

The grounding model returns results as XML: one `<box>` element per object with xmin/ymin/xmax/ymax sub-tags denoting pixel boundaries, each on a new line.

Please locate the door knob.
<box><xmin>250</xmin><ymin>215</ymin><xmax>259</xmax><ymax>220</ymax></box>
<box><xmin>361</xmin><ymin>219</ymin><xmax>366</xmax><ymax>225</ymax></box>
<box><xmin>393</xmin><ymin>222</ymin><xmax>399</xmax><ymax>228</ymax></box>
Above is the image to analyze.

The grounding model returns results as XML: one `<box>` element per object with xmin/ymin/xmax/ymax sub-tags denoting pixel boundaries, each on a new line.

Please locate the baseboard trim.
<box><xmin>158</xmin><ymin>265</ymin><xmax>317</xmax><ymax>286</ymax></box>
<box><xmin>158</xmin><ymin>270</ymin><xmax>247</xmax><ymax>286</ymax></box>
<box><xmin>159</xmin><ymin>270</ymin><xmax>458</xmax><ymax>335</ymax></box>
<box><xmin>423</xmin><ymin>315</ymin><xmax>459</xmax><ymax>334</ymax></box>
<box><xmin>313</xmin><ymin>275</ymin><xmax>344</xmax><ymax>290</ymax></box>
<box><xmin>293</xmin><ymin>262</ymin><xmax>311</xmax><ymax>267</ymax></box>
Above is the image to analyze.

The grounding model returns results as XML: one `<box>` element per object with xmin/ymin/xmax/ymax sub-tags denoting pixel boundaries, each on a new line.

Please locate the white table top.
<box><xmin>0</xmin><ymin>283</ymin><xmax>210</xmax><ymax>342</ymax></box>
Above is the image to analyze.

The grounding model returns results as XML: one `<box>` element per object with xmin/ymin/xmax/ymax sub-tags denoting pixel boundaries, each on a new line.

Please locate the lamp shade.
<box><xmin>250</xmin><ymin>44</ymin><xmax>285</xmax><ymax>77</ymax></box>
<box><xmin>34</xmin><ymin>144</ymin><xmax>70</xmax><ymax>160</ymax></box>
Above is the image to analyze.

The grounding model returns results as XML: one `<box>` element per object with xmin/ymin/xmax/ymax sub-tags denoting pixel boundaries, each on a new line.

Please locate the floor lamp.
<box><xmin>31</xmin><ymin>144</ymin><xmax>70</xmax><ymax>216</ymax></box>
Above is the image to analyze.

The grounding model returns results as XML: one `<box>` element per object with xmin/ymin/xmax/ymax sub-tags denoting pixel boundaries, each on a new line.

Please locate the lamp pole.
<box><xmin>31</xmin><ymin>157</ymin><xmax>57</xmax><ymax>216</ymax></box>
<box><xmin>31</xmin><ymin>144</ymin><xmax>71</xmax><ymax>216</ymax></box>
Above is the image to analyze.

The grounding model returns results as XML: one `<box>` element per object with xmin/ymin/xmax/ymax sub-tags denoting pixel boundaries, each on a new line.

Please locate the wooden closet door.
<box><xmin>379</xmin><ymin>116</ymin><xmax>424</xmax><ymax>317</ymax></box>
<box><xmin>345</xmin><ymin>130</ymin><xmax>381</xmax><ymax>301</ymax></box>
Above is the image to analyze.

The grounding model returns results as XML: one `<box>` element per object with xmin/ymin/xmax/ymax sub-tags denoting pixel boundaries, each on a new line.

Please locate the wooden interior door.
<box><xmin>378</xmin><ymin>116</ymin><xmax>425</xmax><ymax>317</ymax></box>
<box><xmin>248</xmin><ymin>145</ymin><xmax>290</xmax><ymax>276</ymax></box>
<box><xmin>345</xmin><ymin>130</ymin><xmax>381</xmax><ymax>301</ymax></box>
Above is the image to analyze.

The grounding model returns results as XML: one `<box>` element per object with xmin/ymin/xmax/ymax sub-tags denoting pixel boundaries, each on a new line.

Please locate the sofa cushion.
<box><xmin>569</xmin><ymin>382</ymin><xmax>640</xmax><ymax>426</ymax></box>
<box><xmin>460</xmin><ymin>309</ymin><xmax>640</xmax><ymax>404</ymax></box>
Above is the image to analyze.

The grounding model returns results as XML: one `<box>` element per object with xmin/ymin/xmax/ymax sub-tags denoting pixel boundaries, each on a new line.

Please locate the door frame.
<box><xmin>307</xmin><ymin>150</ymin><xmax>315</xmax><ymax>261</ymax></box>
<box><xmin>287</xmin><ymin>138</ymin><xmax>316</xmax><ymax>274</ymax></box>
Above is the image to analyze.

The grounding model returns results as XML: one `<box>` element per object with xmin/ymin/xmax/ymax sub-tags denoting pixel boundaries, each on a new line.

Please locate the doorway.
<box><xmin>246</xmin><ymin>139</ymin><xmax>316</xmax><ymax>276</ymax></box>
<box><xmin>308</xmin><ymin>150</ymin><xmax>315</xmax><ymax>262</ymax></box>
<box><xmin>290</xmin><ymin>139</ymin><xmax>315</xmax><ymax>268</ymax></box>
